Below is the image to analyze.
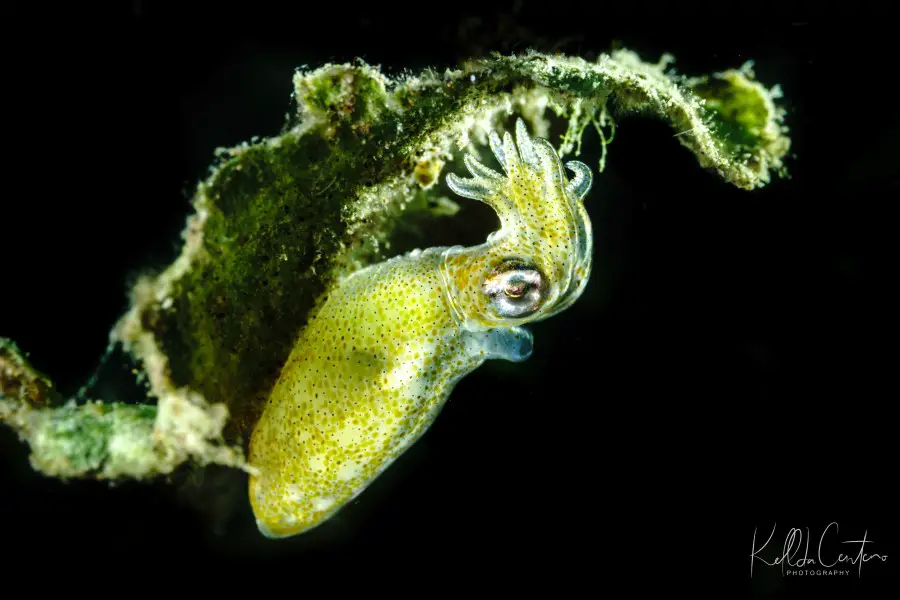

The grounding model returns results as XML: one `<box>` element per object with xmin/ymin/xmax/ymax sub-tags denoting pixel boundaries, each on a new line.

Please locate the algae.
<box><xmin>1</xmin><ymin>49</ymin><xmax>790</xmax><ymax>480</ymax></box>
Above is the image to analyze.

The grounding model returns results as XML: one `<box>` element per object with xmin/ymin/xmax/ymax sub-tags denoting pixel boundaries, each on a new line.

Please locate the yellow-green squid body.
<box><xmin>248</xmin><ymin>119</ymin><xmax>594</xmax><ymax>538</ymax></box>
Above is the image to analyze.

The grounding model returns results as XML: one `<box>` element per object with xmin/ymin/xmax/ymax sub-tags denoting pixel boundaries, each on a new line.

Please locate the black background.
<box><xmin>2</xmin><ymin>0</ymin><xmax>896</xmax><ymax>595</ymax></box>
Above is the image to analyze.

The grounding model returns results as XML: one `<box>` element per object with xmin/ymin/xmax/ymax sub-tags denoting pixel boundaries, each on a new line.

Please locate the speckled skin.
<box><xmin>248</xmin><ymin>119</ymin><xmax>593</xmax><ymax>538</ymax></box>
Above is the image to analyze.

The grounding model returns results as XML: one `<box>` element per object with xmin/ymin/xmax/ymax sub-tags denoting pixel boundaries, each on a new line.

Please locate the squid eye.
<box><xmin>483</xmin><ymin>260</ymin><xmax>547</xmax><ymax>318</ymax></box>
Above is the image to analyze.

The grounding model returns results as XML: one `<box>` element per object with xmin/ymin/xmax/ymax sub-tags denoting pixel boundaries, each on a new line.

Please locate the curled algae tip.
<box><xmin>247</xmin><ymin>118</ymin><xmax>594</xmax><ymax>538</ymax></box>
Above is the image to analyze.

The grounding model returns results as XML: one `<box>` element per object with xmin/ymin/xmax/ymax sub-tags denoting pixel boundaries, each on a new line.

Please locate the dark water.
<box><xmin>2</xmin><ymin>0</ymin><xmax>896</xmax><ymax>594</ymax></box>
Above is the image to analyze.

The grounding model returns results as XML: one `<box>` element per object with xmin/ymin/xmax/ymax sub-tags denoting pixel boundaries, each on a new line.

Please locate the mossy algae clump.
<box><xmin>1</xmin><ymin>49</ymin><xmax>790</xmax><ymax>480</ymax></box>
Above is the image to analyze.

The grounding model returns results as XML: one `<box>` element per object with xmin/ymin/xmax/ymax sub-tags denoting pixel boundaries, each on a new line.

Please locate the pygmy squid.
<box><xmin>248</xmin><ymin>118</ymin><xmax>594</xmax><ymax>538</ymax></box>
